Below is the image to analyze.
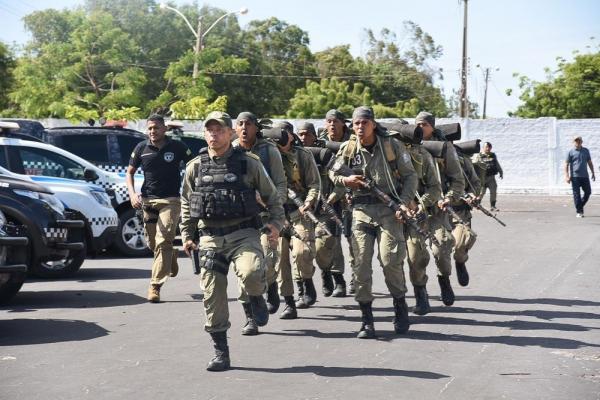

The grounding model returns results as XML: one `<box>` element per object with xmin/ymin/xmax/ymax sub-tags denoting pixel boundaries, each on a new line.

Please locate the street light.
<box><xmin>159</xmin><ymin>3</ymin><xmax>249</xmax><ymax>80</ymax></box>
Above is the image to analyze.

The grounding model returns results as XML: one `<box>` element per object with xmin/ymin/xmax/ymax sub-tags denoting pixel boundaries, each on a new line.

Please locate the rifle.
<box><xmin>465</xmin><ymin>195</ymin><xmax>507</xmax><ymax>227</ymax></box>
<box><xmin>318</xmin><ymin>195</ymin><xmax>344</xmax><ymax>233</ymax></box>
<box><xmin>190</xmin><ymin>248</ymin><xmax>201</xmax><ymax>275</ymax></box>
<box><xmin>287</xmin><ymin>188</ymin><xmax>333</xmax><ymax>236</ymax></box>
<box><xmin>445</xmin><ymin>204</ymin><xmax>469</xmax><ymax>226</ymax></box>
<box><xmin>330</xmin><ymin>162</ymin><xmax>440</xmax><ymax>247</ymax></box>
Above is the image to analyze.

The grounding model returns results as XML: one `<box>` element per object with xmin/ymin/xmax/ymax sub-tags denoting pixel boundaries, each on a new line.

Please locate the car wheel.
<box><xmin>112</xmin><ymin>208</ymin><xmax>151</xmax><ymax>257</ymax></box>
<box><xmin>29</xmin><ymin>241</ymin><xmax>86</xmax><ymax>279</ymax></box>
<box><xmin>0</xmin><ymin>271</ymin><xmax>26</xmax><ymax>304</ymax></box>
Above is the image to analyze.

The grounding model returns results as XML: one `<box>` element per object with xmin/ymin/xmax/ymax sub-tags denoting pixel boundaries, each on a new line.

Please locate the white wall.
<box><xmin>41</xmin><ymin>117</ymin><xmax>600</xmax><ymax>195</ymax></box>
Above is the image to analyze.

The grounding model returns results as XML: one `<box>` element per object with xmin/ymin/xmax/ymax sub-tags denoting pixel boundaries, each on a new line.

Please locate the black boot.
<box><xmin>438</xmin><ymin>275</ymin><xmax>455</xmax><ymax>306</ymax></box>
<box><xmin>280</xmin><ymin>296</ymin><xmax>298</xmax><ymax>319</ymax></box>
<box><xmin>455</xmin><ymin>261</ymin><xmax>470</xmax><ymax>287</ymax></box>
<box><xmin>412</xmin><ymin>285</ymin><xmax>431</xmax><ymax>316</ymax></box>
<box><xmin>241</xmin><ymin>303</ymin><xmax>258</xmax><ymax>336</ymax></box>
<box><xmin>266</xmin><ymin>282</ymin><xmax>280</xmax><ymax>314</ymax></box>
<box><xmin>357</xmin><ymin>302</ymin><xmax>376</xmax><ymax>339</ymax></box>
<box><xmin>249</xmin><ymin>295</ymin><xmax>269</xmax><ymax>327</ymax></box>
<box><xmin>331</xmin><ymin>273</ymin><xmax>347</xmax><ymax>297</ymax></box>
<box><xmin>393</xmin><ymin>296</ymin><xmax>410</xmax><ymax>334</ymax></box>
<box><xmin>295</xmin><ymin>280</ymin><xmax>308</xmax><ymax>309</ymax></box>
<box><xmin>321</xmin><ymin>270</ymin><xmax>334</xmax><ymax>297</ymax></box>
<box><xmin>348</xmin><ymin>275</ymin><xmax>356</xmax><ymax>295</ymax></box>
<box><xmin>207</xmin><ymin>331</ymin><xmax>230</xmax><ymax>371</ymax></box>
<box><xmin>304</xmin><ymin>278</ymin><xmax>317</xmax><ymax>306</ymax></box>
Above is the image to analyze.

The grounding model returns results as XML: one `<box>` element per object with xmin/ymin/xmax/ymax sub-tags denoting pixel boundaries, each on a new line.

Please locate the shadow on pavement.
<box><xmin>234</xmin><ymin>365</ymin><xmax>449</xmax><ymax>379</ymax></box>
<box><xmin>0</xmin><ymin>318</ymin><xmax>109</xmax><ymax>346</ymax></box>
<box><xmin>27</xmin><ymin>268</ymin><xmax>150</xmax><ymax>283</ymax></box>
<box><xmin>437</xmin><ymin>306</ymin><xmax>600</xmax><ymax>321</ymax></box>
<box><xmin>4</xmin><ymin>290</ymin><xmax>146</xmax><ymax>312</ymax></box>
<box><xmin>455</xmin><ymin>295</ymin><xmax>600</xmax><ymax>307</ymax></box>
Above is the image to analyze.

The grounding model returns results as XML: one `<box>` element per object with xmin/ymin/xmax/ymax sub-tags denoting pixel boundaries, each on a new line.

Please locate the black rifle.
<box><xmin>463</xmin><ymin>195</ymin><xmax>507</xmax><ymax>226</ymax></box>
<box><xmin>445</xmin><ymin>204</ymin><xmax>469</xmax><ymax>226</ymax></box>
<box><xmin>287</xmin><ymin>188</ymin><xmax>333</xmax><ymax>236</ymax></box>
<box><xmin>330</xmin><ymin>162</ymin><xmax>440</xmax><ymax>247</ymax></box>
<box><xmin>191</xmin><ymin>248</ymin><xmax>201</xmax><ymax>275</ymax></box>
<box><xmin>318</xmin><ymin>195</ymin><xmax>344</xmax><ymax>232</ymax></box>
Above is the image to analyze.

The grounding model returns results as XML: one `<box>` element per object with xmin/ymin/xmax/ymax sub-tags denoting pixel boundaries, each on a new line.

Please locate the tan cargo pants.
<box><xmin>449</xmin><ymin>207</ymin><xmax>477</xmax><ymax>264</ymax></box>
<box><xmin>199</xmin><ymin>228</ymin><xmax>266</xmax><ymax>333</ymax></box>
<box><xmin>142</xmin><ymin>197</ymin><xmax>180</xmax><ymax>286</ymax></box>
<box><xmin>277</xmin><ymin>214</ymin><xmax>316</xmax><ymax>297</ymax></box>
<box><xmin>351</xmin><ymin>205</ymin><xmax>407</xmax><ymax>303</ymax></box>
<box><xmin>315</xmin><ymin>216</ymin><xmax>345</xmax><ymax>275</ymax></box>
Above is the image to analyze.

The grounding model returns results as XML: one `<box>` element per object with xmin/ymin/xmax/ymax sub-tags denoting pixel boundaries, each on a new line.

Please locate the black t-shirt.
<box><xmin>129</xmin><ymin>138</ymin><xmax>193</xmax><ymax>198</ymax></box>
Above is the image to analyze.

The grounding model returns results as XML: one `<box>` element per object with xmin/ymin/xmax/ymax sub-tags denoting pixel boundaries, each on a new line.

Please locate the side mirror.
<box><xmin>83</xmin><ymin>168</ymin><xmax>99</xmax><ymax>182</ymax></box>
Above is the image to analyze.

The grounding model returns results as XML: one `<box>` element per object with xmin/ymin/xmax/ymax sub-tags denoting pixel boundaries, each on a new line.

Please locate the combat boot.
<box><xmin>295</xmin><ymin>280</ymin><xmax>308</xmax><ymax>309</ymax></box>
<box><xmin>266</xmin><ymin>282</ymin><xmax>280</xmax><ymax>314</ymax></box>
<box><xmin>455</xmin><ymin>261</ymin><xmax>469</xmax><ymax>287</ymax></box>
<box><xmin>241</xmin><ymin>303</ymin><xmax>258</xmax><ymax>336</ymax></box>
<box><xmin>348</xmin><ymin>275</ymin><xmax>356</xmax><ymax>295</ymax></box>
<box><xmin>332</xmin><ymin>273</ymin><xmax>347</xmax><ymax>297</ymax></box>
<box><xmin>357</xmin><ymin>302</ymin><xmax>376</xmax><ymax>339</ymax></box>
<box><xmin>304</xmin><ymin>278</ymin><xmax>317</xmax><ymax>306</ymax></box>
<box><xmin>249</xmin><ymin>295</ymin><xmax>269</xmax><ymax>327</ymax></box>
<box><xmin>147</xmin><ymin>284</ymin><xmax>161</xmax><ymax>303</ymax></box>
<box><xmin>438</xmin><ymin>275</ymin><xmax>455</xmax><ymax>306</ymax></box>
<box><xmin>321</xmin><ymin>270</ymin><xmax>334</xmax><ymax>297</ymax></box>
<box><xmin>280</xmin><ymin>296</ymin><xmax>298</xmax><ymax>319</ymax></box>
<box><xmin>207</xmin><ymin>331</ymin><xmax>230</xmax><ymax>372</ymax></box>
<box><xmin>393</xmin><ymin>296</ymin><xmax>410</xmax><ymax>334</ymax></box>
<box><xmin>412</xmin><ymin>285</ymin><xmax>431</xmax><ymax>315</ymax></box>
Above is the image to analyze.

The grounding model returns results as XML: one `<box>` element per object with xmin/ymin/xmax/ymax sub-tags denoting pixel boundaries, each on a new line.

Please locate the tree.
<box><xmin>0</xmin><ymin>42</ymin><xmax>15</xmax><ymax>113</ymax></box>
<box><xmin>510</xmin><ymin>47</ymin><xmax>600</xmax><ymax>118</ymax></box>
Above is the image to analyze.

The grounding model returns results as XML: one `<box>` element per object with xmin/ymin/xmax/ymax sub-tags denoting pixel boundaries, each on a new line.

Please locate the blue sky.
<box><xmin>1</xmin><ymin>0</ymin><xmax>599</xmax><ymax>117</ymax></box>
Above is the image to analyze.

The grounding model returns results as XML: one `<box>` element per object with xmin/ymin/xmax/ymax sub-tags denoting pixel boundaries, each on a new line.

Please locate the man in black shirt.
<box><xmin>126</xmin><ymin>114</ymin><xmax>193</xmax><ymax>302</ymax></box>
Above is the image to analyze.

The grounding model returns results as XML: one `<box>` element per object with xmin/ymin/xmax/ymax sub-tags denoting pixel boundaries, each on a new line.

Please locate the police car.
<box><xmin>0</xmin><ymin>208</ymin><xmax>29</xmax><ymax>303</ymax></box>
<box><xmin>0</xmin><ymin>125</ymin><xmax>147</xmax><ymax>257</ymax></box>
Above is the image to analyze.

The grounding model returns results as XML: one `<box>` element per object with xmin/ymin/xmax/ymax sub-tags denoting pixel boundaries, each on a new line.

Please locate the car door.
<box><xmin>6</xmin><ymin>145</ymin><xmax>87</xmax><ymax>181</ymax></box>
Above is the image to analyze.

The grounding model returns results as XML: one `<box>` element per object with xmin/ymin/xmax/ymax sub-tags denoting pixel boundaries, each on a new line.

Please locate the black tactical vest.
<box><xmin>481</xmin><ymin>153</ymin><xmax>498</xmax><ymax>176</ymax></box>
<box><xmin>190</xmin><ymin>148</ymin><xmax>259</xmax><ymax>219</ymax></box>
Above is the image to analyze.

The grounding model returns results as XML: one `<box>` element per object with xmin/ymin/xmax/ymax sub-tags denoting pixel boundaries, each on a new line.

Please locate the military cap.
<box><xmin>352</xmin><ymin>106</ymin><xmax>375</xmax><ymax>121</ymax></box>
<box><xmin>204</xmin><ymin>111</ymin><xmax>232</xmax><ymax>128</ymax></box>
<box><xmin>297</xmin><ymin>122</ymin><xmax>316</xmax><ymax>137</ymax></box>
<box><xmin>415</xmin><ymin>111</ymin><xmax>435</xmax><ymax>128</ymax></box>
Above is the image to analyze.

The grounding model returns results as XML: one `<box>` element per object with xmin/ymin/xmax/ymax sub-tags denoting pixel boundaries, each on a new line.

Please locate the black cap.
<box><xmin>352</xmin><ymin>106</ymin><xmax>375</xmax><ymax>121</ymax></box>
<box><xmin>297</xmin><ymin>122</ymin><xmax>316</xmax><ymax>137</ymax></box>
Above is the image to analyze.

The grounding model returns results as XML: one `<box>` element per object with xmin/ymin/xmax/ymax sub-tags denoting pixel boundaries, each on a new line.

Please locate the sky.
<box><xmin>1</xmin><ymin>0</ymin><xmax>599</xmax><ymax>118</ymax></box>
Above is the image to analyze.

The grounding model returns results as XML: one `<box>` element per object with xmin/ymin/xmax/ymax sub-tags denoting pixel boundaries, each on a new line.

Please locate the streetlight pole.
<box><xmin>459</xmin><ymin>0</ymin><xmax>469</xmax><ymax>118</ymax></box>
<box><xmin>159</xmin><ymin>4</ymin><xmax>248</xmax><ymax>81</ymax></box>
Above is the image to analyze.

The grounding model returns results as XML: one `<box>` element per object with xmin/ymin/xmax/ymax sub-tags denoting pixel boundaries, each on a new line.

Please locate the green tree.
<box><xmin>510</xmin><ymin>48</ymin><xmax>600</xmax><ymax>118</ymax></box>
<box><xmin>0</xmin><ymin>42</ymin><xmax>15</xmax><ymax>113</ymax></box>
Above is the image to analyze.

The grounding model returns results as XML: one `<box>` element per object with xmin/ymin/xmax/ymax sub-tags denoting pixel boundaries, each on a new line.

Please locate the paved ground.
<box><xmin>1</xmin><ymin>195</ymin><xmax>600</xmax><ymax>400</ymax></box>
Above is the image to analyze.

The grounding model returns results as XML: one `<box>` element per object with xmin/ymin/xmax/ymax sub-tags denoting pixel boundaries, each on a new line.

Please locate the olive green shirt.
<box><xmin>459</xmin><ymin>154</ymin><xmax>482</xmax><ymax>195</ymax></box>
<box><xmin>280</xmin><ymin>146</ymin><xmax>321</xmax><ymax>207</ymax></box>
<box><xmin>179</xmin><ymin>146</ymin><xmax>285</xmax><ymax>242</ymax></box>
<box><xmin>329</xmin><ymin>135</ymin><xmax>418</xmax><ymax>206</ymax></box>
<box><xmin>427</xmin><ymin>134</ymin><xmax>465</xmax><ymax>202</ymax></box>
<box><xmin>232</xmin><ymin>136</ymin><xmax>287</xmax><ymax>205</ymax></box>
<box><xmin>410</xmin><ymin>144</ymin><xmax>442</xmax><ymax>209</ymax></box>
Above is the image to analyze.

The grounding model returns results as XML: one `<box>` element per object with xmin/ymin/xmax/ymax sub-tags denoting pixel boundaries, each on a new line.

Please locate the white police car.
<box><xmin>0</xmin><ymin>129</ymin><xmax>147</xmax><ymax>257</ymax></box>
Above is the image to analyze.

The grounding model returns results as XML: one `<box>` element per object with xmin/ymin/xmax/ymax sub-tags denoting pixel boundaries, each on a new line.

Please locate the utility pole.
<box><xmin>192</xmin><ymin>17</ymin><xmax>202</xmax><ymax>80</ymax></box>
<box><xmin>459</xmin><ymin>0</ymin><xmax>469</xmax><ymax>118</ymax></box>
<box><xmin>482</xmin><ymin>67</ymin><xmax>490</xmax><ymax>119</ymax></box>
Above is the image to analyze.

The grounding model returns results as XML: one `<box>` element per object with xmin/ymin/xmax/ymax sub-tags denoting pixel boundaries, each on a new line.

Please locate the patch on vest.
<box><xmin>224</xmin><ymin>173</ymin><xmax>238</xmax><ymax>182</ymax></box>
<box><xmin>164</xmin><ymin>152</ymin><xmax>175</xmax><ymax>162</ymax></box>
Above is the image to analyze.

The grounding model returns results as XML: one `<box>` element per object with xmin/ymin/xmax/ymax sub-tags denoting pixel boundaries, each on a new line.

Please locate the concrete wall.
<box><xmin>41</xmin><ymin>117</ymin><xmax>600</xmax><ymax>195</ymax></box>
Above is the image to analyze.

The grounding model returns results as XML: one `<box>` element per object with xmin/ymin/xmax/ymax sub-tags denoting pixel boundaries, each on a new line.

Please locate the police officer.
<box><xmin>474</xmin><ymin>142</ymin><xmax>503</xmax><ymax>211</ymax></box>
<box><xmin>416</xmin><ymin>111</ymin><xmax>465</xmax><ymax>305</ymax></box>
<box><xmin>126</xmin><ymin>114</ymin><xmax>193</xmax><ymax>303</ymax></box>
<box><xmin>273</xmin><ymin>121</ymin><xmax>321</xmax><ymax>317</ymax></box>
<box><xmin>180</xmin><ymin>111</ymin><xmax>284</xmax><ymax>371</ymax></box>
<box><xmin>329</xmin><ymin>106</ymin><xmax>417</xmax><ymax>338</ymax></box>
<box><xmin>318</xmin><ymin>109</ymin><xmax>355</xmax><ymax>295</ymax></box>
<box><xmin>233</xmin><ymin>111</ymin><xmax>287</xmax><ymax>326</ymax></box>
<box><xmin>402</xmin><ymin>138</ymin><xmax>452</xmax><ymax>315</ymax></box>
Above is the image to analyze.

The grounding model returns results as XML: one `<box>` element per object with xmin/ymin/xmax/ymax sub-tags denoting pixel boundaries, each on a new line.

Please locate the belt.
<box><xmin>200</xmin><ymin>219</ymin><xmax>260</xmax><ymax>236</ymax></box>
<box><xmin>352</xmin><ymin>196</ymin><xmax>378</xmax><ymax>205</ymax></box>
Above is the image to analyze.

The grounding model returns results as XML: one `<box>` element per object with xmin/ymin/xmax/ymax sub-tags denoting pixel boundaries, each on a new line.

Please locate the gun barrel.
<box><xmin>191</xmin><ymin>249</ymin><xmax>201</xmax><ymax>275</ymax></box>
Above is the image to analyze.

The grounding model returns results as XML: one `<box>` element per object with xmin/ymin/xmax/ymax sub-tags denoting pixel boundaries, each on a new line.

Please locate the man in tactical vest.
<box><xmin>232</xmin><ymin>112</ymin><xmax>287</xmax><ymax>329</ymax></box>
<box><xmin>329</xmin><ymin>106</ymin><xmax>417</xmax><ymax>339</ymax></box>
<box><xmin>180</xmin><ymin>111</ymin><xmax>284</xmax><ymax>371</ymax></box>
<box><xmin>416</xmin><ymin>111</ymin><xmax>465</xmax><ymax>306</ymax></box>
<box><xmin>272</xmin><ymin>121</ymin><xmax>321</xmax><ymax>317</ymax></box>
<box><xmin>318</xmin><ymin>109</ymin><xmax>355</xmax><ymax>295</ymax></box>
<box><xmin>474</xmin><ymin>142</ymin><xmax>503</xmax><ymax>211</ymax></box>
<box><xmin>402</xmin><ymin>137</ymin><xmax>452</xmax><ymax>316</ymax></box>
<box><xmin>127</xmin><ymin>114</ymin><xmax>193</xmax><ymax>303</ymax></box>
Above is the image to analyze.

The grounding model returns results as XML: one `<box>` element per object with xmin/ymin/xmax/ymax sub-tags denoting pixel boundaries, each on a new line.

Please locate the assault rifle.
<box><xmin>287</xmin><ymin>188</ymin><xmax>333</xmax><ymax>236</ymax></box>
<box><xmin>465</xmin><ymin>195</ymin><xmax>507</xmax><ymax>227</ymax></box>
<box><xmin>330</xmin><ymin>162</ymin><xmax>440</xmax><ymax>247</ymax></box>
<box><xmin>318</xmin><ymin>195</ymin><xmax>344</xmax><ymax>233</ymax></box>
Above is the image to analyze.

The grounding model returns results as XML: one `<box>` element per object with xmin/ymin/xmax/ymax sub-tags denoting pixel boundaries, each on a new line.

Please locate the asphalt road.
<box><xmin>1</xmin><ymin>195</ymin><xmax>599</xmax><ymax>400</ymax></box>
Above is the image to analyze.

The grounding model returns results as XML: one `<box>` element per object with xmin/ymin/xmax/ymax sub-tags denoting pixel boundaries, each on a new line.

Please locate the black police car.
<box><xmin>0</xmin><ymin>175</ymin><xmax>86</xmax><ymax>278</ymax></box>
<box><xmin>0</xmin><ymin>208</ymin><xmax>29</xmax><ymax>304</ymax></box>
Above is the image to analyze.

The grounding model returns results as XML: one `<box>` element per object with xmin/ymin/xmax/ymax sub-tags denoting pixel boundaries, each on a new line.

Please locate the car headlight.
<box><xmin>14</xmin><ymin>189</ymin><xmax>65</xmax><ymax>215</ymax></box>
<box><xmin>90</xmin><ymin>189</ymin><xmax>112</xmax><ymax>208</ymax></box>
